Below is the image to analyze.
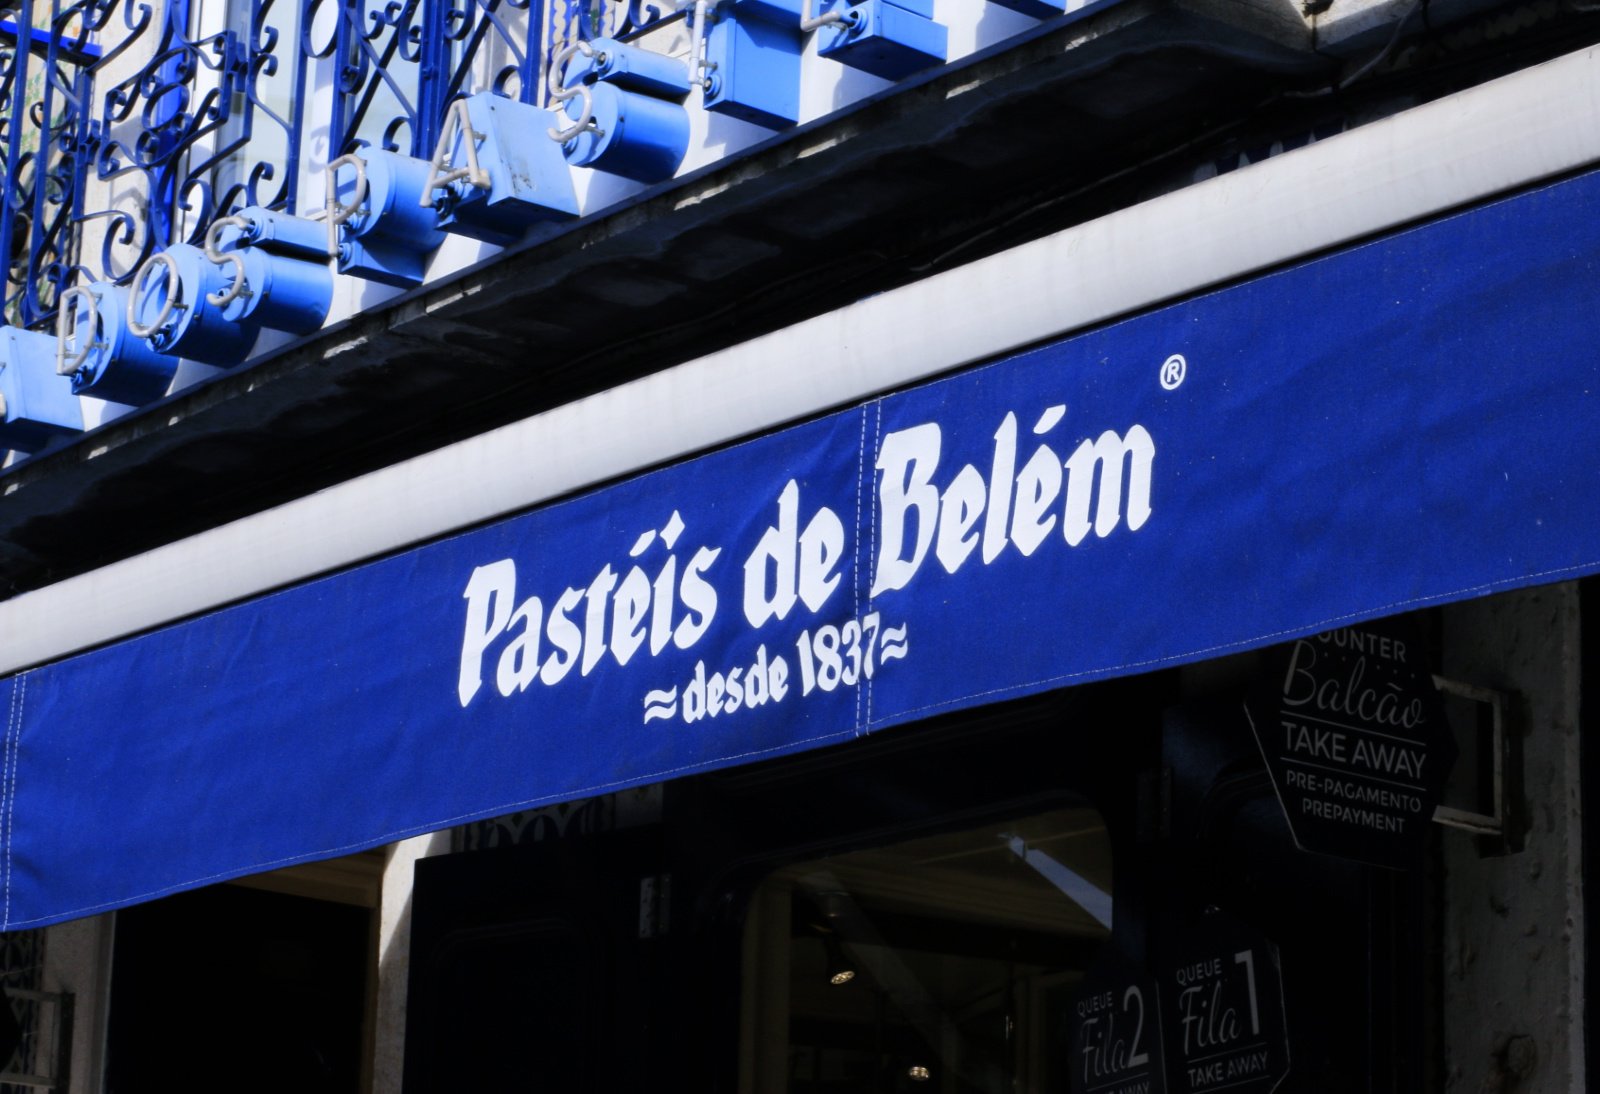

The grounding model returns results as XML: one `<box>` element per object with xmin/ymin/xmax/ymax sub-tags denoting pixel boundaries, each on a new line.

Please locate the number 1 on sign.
<box><xmin>1234</xmin><ymin>949</ymin><xmax>1261</xmax><ymax>1036</ymax></box>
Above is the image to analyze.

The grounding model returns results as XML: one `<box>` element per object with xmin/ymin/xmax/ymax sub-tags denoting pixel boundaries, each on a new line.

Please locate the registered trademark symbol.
<box><xmin>1160</xmin><ymin>353</ymin><xmax>1187</xmax><ymax>391</ymax></box>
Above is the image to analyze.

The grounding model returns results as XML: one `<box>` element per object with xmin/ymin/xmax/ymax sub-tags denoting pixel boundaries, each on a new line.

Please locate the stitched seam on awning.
<box><xmin>3</xmin><ymin>674</ymin><xmax>25</xmax><ymax>931</ymax></box>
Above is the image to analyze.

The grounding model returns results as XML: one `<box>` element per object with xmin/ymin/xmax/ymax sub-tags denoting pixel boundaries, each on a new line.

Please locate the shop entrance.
<box><xmin>738</xmin><ymin>806</ymin><xmax>1113</xmax><ymax>1093</ymax></box>
<box><xmin>403</xmin><ymin>680</ymin><xmax>1427</xmax><ymax>1092</ymax></box>
<box><xmin>103</xmin><ymin>877</ymin><xmax>371</xmax><ymax>1094</ymax></box>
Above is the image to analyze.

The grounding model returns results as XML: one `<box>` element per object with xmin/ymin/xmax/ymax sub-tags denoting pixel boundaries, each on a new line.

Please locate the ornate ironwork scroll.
<box><xmin>1</xmin><ymin>0</ymin><xmax>674</xmax><ymax>332</ymax></box>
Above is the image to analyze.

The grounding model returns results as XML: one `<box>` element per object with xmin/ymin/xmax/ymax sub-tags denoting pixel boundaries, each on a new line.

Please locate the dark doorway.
<box><xmin>104</xmin><ymin>883</ymin><xmax>369</xmax><ymax>1094</ymax></box>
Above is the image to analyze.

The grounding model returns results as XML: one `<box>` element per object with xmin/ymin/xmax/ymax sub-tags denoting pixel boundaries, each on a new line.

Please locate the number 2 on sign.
<box><xmin>796</xmin><ymin>613</ymin><xmax>887</xmax><ymax>695</ymax></box>
<box><xmin>1124</xmin><ymin>985</ymin><xmax>1150</xmax><ymax>1067</ymax></box>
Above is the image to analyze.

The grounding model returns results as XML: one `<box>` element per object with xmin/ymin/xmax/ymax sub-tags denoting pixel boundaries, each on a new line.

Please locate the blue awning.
<box><xmin>4</xmin><ymin>166</ymin><xmax>1600</xmax><ymax>929</ymax></box>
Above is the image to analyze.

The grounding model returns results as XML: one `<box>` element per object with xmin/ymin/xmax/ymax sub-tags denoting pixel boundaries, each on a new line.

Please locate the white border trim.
<box><xmin>5</xmin><ymin>44</ymin><xmax>1600</xmax><ymax>674</ymax></box>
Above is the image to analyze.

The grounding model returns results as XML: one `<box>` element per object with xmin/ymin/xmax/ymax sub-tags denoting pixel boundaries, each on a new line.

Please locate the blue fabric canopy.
<box><xmin>4</xmin><ymin>167</ymin><xmax>1600</xmax><ymax>929</ymax></box>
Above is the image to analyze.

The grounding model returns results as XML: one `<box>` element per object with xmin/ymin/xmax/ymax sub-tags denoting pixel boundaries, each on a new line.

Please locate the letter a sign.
<box><xmin>1244</xmin><ymin>616</ymin><xmax>1457</xmax><ymax>869</ymax></box>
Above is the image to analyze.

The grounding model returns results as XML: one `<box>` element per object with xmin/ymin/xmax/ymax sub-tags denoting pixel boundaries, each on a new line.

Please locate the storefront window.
<box><xmin>739</xmin><ymin>806</ymin><xmax>1112</xmax><ymax>1094</ymax></box>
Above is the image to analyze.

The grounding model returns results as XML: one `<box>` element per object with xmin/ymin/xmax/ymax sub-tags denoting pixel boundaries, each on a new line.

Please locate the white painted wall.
<box><xmin>369</xmin><ymin>831</ymin><xmax>453</xmax><ymax>1094</ymax></box>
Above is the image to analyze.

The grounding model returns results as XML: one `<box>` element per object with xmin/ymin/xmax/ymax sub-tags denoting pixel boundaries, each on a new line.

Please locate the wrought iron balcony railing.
<box><xmin>1</xmin><ymin>0</ymin><xmax>668</xmax><ymax>331</ymax></box>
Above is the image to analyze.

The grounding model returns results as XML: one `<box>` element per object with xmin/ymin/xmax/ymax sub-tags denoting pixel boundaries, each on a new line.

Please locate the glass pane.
<box><xmin>740</xmin><ymin>806</ymin><xmax>1113</xmax><ymax>1094</ymax></box>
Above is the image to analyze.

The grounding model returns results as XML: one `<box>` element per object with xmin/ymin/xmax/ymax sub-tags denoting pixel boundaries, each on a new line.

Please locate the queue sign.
<box><xmin>1158</xmin><ymin>913</ymin><xmax>1289</xmax><ymax>1094</ymax></box>
<box><xmin>1245</xmin><ymin>618</ymin><xmax>1457</xmax><ymax>869</ymax></box>
<box><xmin>1068</xmin><ymin>954</ymin><xmax>1166</xmax><ymax>1094</ymax></box>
